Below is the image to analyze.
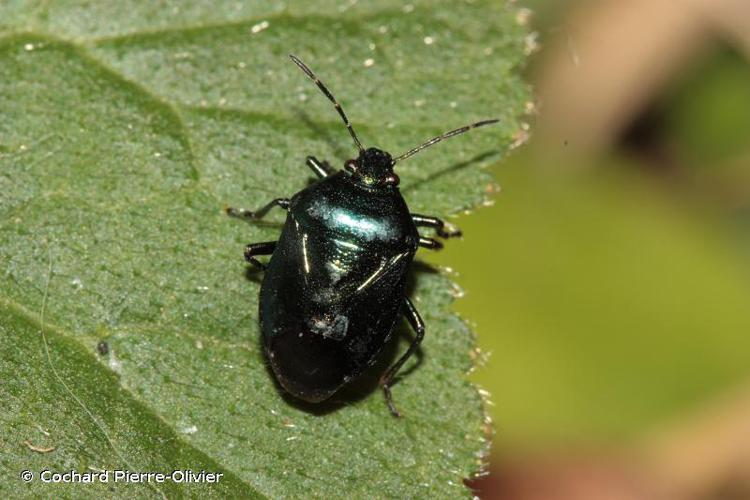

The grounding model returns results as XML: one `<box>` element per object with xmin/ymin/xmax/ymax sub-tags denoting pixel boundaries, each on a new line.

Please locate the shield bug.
<box><xmin>228</xmin><ymin>54</ymin><xmax>498</xmax><ymax>416</ymax></box>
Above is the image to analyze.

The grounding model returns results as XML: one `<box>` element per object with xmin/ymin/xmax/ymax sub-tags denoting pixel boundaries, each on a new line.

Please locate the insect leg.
<box><xmin>411</xmin><ymin>213</ymin><xmax>462</xmax><ymax>238</ymax></box>
<box><xmin>244</xmin><ymin>241</ymin><xmax>277</xmax><ymax>270</ymax></box>
<box><xmin>418</xmin><ymin>237</ymin><xmax>443</xmax><ymax>251</ymax></box>
<box><xmin>226</xmin><ymin>198</ymin><xmax>290</xmax><ymax>220</ymax></box>
<box><xmin>381</xmin><ymin>297</ymin><xmax>425</xmax><ymax>417</ymax></box>
<box><xmin>306</xmin><ymin>156</ymin><xmax>334</xmax><ymax>178</ymax></box>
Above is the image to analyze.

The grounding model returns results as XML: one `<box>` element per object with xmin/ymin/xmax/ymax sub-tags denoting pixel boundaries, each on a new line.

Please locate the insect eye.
<box><xmin>382</xmin><ymin>174</ymin><xmax>400</xmax><ymax>187</ymax></box>
<box><xmin>344</xmin><ymin>160</ymin><xmax>358</xmax><ymax>173</ymax></box>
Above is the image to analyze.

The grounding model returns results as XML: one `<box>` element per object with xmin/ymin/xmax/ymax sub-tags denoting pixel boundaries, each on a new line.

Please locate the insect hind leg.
<box><xmin>244</xmin><ymin>241</ymin><xmax>277</xmax><ymax>270</ymax></box>
<box><xmin>381</xmin><ymin>297</ymin><xmax>425</xmax><ymax>417</ymax></box>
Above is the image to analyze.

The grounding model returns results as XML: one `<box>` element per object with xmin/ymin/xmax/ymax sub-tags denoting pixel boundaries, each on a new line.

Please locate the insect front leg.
<box><xmin>381</xmin><ymin>297</ymin><xmax>425</xmax><ymax>417</ymax></box>
<box><xmin>226</xmin><ymin>198</ymin><xmax>290</xmax><ymax>220</ymax></box>
<box><xmin>306</xmin><ymin>156</ymin><xmax>334</xmax><ymax>178</ymax></box>
<box><xmin>411</xmin><ymin>213</ymin><xmax>462</xmax><ymax>238</ymax></box>
<box><xmin>244</xmin><ymin>241</ymin><xmax>277</xmax><ymax>270</ymax></box>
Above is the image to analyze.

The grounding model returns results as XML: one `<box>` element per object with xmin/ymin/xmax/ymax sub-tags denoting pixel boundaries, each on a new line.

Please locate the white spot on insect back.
<box><xmin>306</xmin><ymin>197</ymin><xmax>327</xmax><ymax>219</ymax></box>
<box><xmin>326</xmin><ymin>261</ymin><xmax>344</xmax><ymax>284</ymax></box>
<box><xmin>309</xmin><ymin>315</ymin><xmax>349</xmax><ymax>340</ymax></box>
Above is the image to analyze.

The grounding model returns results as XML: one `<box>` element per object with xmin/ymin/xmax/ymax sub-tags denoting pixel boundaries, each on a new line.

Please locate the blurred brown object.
<box><xmin>646</xmin><ymin>381</ymin><xmax>750</xmax><ymax>500</ymax></box>
<box><xmin>472</xmin><ymin>381</ymin><xmax>750</xmax><ymax>500</ymax></box>
<box><xmin>535</xmin><ymin>0</ymin><xmax>750</xmax><ymax>157</ymax></box>
<box><xmin>471</xmin><ymin>452</ymin><xmax>668</xmax><ymax>500</ymax></box>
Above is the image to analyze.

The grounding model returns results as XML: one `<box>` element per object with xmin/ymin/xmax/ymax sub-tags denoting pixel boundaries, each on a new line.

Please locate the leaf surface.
<box><xmin>0</xmin><ymin>2</ymin><xmax>529</xmax><ymax>496</ymax></box>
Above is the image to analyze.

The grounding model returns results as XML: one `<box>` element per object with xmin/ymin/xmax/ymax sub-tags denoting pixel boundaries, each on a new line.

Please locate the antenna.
<box><xmin>392</xmin><ymin>119</ymin><xmax>499</xmax><ymax>164</ymax></box>
<box><xmin>289</xmin><ymin>54</ymin><xmax>364</xmax><ymax>153</ymax></box>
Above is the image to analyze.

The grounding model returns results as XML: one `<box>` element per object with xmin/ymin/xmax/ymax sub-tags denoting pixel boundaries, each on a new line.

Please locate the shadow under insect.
<box><xmin>400</xmin><ymin>150</ymin><xmax>499</xmax><ymax>195</ymax></box>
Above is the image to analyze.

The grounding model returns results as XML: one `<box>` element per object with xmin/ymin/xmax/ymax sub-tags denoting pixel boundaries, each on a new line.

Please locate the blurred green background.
<box><xmin>426</xmin><ymin>1</ymin><xmax>750</xmax><ymax>498</ymax></box>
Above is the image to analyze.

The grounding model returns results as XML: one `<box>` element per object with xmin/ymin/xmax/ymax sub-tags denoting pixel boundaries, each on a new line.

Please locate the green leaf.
<box><xmin>0</xmin><ymin>2</ymin><xmax>530</xmax><ymax>496</ymax></box>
